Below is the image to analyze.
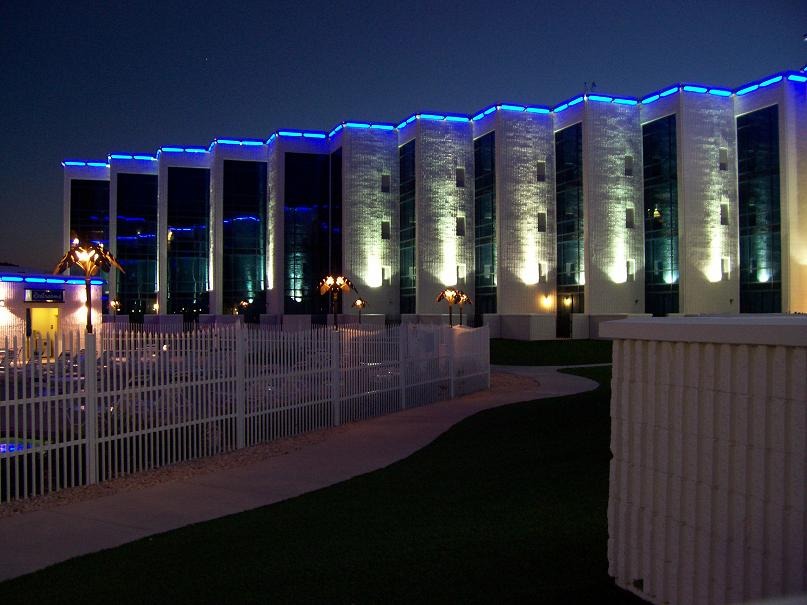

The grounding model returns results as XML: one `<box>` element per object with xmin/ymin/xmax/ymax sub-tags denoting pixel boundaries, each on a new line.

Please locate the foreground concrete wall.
<box><xmin>602</xmin><ymin>316</ymin><xmax>807</xmax><ymax>605</ymax></box>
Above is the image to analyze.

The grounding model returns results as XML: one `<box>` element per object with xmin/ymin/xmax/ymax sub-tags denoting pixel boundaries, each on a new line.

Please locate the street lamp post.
<box><xmin>54</xmin><ymin>239</ymin><xmax>124</xmax><ymax>333</ymax></box>
<box><xmin>457</xmin><ymin>291</ymin><xmax>472</xmax><ymax>326</ymax></box>
<box><xmin>319</xmin><ymin>275</ymin><xmax>355</xmax><ymax>331</ymax></box>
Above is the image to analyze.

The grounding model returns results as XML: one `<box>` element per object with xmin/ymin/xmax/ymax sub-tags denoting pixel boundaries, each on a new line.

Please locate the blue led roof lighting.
<box><xmin>759</xmin><ymin>75</ymin><xmax>783</xmax><ymax>87</ymax></box>
<box><xmin>90</xmin><ymin>279</ymin><xmax>104</xmax><ymax>286</ymax></box>
<box><xmin>588</xmin><ymin>95</ymin><xmax>613</xmax><ymax>103</ymax></box>
<box><xmin>682</xmin><ymin>85</ymin><xmax>708</xmax><ymax>93</ymax></box>
<box><xmin>553</xmin><ymin>103</ymin><xmax>569</xmax><ymax>113</ymax></box>
<box><xmin>25</xmin><ymin>277</ymin><xmax>47</xmax><ymax>283</ymax></box>
<box><xmin>216</xmin><ymin>139</ymin><xmax>240</xmax><ymax>145</ymax></box>
<box><xmin>266</xmin><ymin>133</ymin><xmax>278</xmax><ymax>144</ymax></box>
<box><xmin>708</xmin><ymin>88</ymin><xmax>732</xmax><ymax>97</ymax></box>
<box><xmin>659</xmin><ymin>86</ymin><xmax>679</xmax><ymax>97</ymax></box>
<box><xmin>329</xmin><ymin>124</ymin><xmax>344</xmax><ymax>137</ymax></box>
<box><xmin>613</xmin><ymin>98</ymin><xmax>638</xmax><ymax>105</ymax></box>
<box><xmin>419</xmin><ymin>114</ymin><xmax>445</xmax><ymax>120</ymax></box>
<box><xmin>62</xmin><ymin>161</ymin><xmax>86</xmax><ymax>166</ymax></box>
<box><xmin>345</xmin><ymin>122</ymin><xmax>370</xmax><ymax>129</ymax></box>
<box><xmin>278</xmin><ymin>131</ymin><xmax>303</xmax><ymax>137</ymax></box>
<box><xmin>66</xmin><ymin>278</ymin><xmax>85</xmax><ymax>285</ymax></box>
<box><xmin>641</xmin><ymin>94</ymin><xmax>661</xmax><ymax>104</ymax></box>
<box><xmin>483</xmin><ymin>106</ymin><xmax>497</xmax><ymax>116</ymax></box>
<box><xmin>736</xmin><ymin>84</ymin><xmax>759</xmax><ymax>96</ymax></box>
<box><xmin>184</xmin><ymin>148</ymin><xmax>207</xmax><ymax>153</ymax></box>
<box><xmin>525</xmin><ymin>106</ymin><xmax>551</xmax><ymax>114</ymax></box>
<box><xmin>110</xmin><ymin>154</ymin><xmax>133</xmax><ymax>160</ymax></box>
<box><xmin>46</xmin><ymin>278</ymin><xmax>65</xmax><ymax>284</ymax></box>
<box><xmin>568</xmin><ymin>96</ymin><xmax>584</xmax><ymax>106</ymax></box>
<box><xmin>788</xmin><ymin>74</ymin><xmax>807</xmax><ymax>82</ymax></box>
<box><xmin>302</xmin><ymin>132</ymin><xmax>327</xmax><ymax>138</ymax></box>
<box><xmin>133</xmin><ymin>155</ymin><xmax>157</xmax><ymax>161</ymax></box>
<box><xmin>444</xmin><ymin>115</ymin><xmax>469</xmax><ymax>122</ymax></box>
<box><xmin>0</xmin><ymin>276</ymin><xmax>23</xmax><ymax>282</ymax></box>
<box><xmin>161</xmin><ymin>147</ymin><xmax>184</xmax><ymax>152</ymax></box>
<box><xmin>499</xmin><ymin>104</ymin><xmax>525</xmax><ymax>111</ymax></box>
<box><xmin>370</xmin><ymin>124</ymin><xmax>395</xmax><ymax>130</ymax></box>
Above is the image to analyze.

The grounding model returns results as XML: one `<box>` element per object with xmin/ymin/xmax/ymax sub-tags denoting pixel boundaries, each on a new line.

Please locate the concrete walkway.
<box><xmin>0</xmin><ymin>365</ymin><xmax>601</xmax><ymax>583</ymax></box>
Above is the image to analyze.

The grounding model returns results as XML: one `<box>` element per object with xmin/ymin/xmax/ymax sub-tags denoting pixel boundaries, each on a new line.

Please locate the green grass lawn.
<box><xmin>0</xmin><ymin>367</ymin><xmax>640</xmax><ymax>604</ymax></box>
<box><xmin>490</xmin><ymin>338</ymin><xmax>613</xmax><ymax>366</ymax></box>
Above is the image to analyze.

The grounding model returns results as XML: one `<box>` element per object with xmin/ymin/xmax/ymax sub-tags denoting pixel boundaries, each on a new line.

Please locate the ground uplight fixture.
<box><xmin>319</xmin><ymin>274</ymin><xmax>355</xmax><ymax>330</ymax></box>
<box><xmin>54</xmin><ymin>239</ymin><xmax>124</xmax><ymax>333</ymax></box>
<box><xmin>352</xmin><ymin>297</ymin><xmax>367</xmax><ymax>324</ymax></box>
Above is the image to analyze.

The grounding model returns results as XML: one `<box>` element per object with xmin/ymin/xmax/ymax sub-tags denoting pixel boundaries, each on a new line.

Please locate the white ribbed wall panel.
<box><xmin>584</xmin><ymin>102</ymin><xmax>645</xmax><ymax>314</ymax></box>
<box><xmin>266</xmin><ymin>144</ymin><xmax>282</xmax><ymax>315</ymax></box>
<box><xmin>493</xmin><ymin>111</ymin><xmax>556</xmax><ymax>314</ymax></box>
<box><xmin>339</xmin><ymin>128</ymin><xmax>399</xmax><ymax>317</ymax></box>
<box><xmin>414</xmin><ymin>119</ymin><xmax>475</xmax><ymax>314</ymax></box>
<box><xmin>677</xmin><ymin>93</ymin><xmax>739</xmax><ymax>313</ymax></box>
<box><xmin>603</xmin><ymin>317</ymin><xmax>807</xmax><ymax>605</ymax></box>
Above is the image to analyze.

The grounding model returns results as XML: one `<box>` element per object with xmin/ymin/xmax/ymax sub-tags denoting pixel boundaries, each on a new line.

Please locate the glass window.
<box><xmin>116</xmin><ymin>173</ymin><xmax>157</xmax><ymax>319</ymax></box>
<box><xmin>381</xmin><ymin>174</ymin><xmax>390</xmax><ymax>193</ymax></box>
<box><xmin>399</xmin><ymin>141</ymin><xmax>416</xmax><ymax>314</ymax></box>
<box><xmin>474</xmin><ymin>132</ymin><xmax>496</xmax><ymax>317</ymax></box>
<box><xmin>555</xmin><ymin>123</ymin><xmax>585</xmax><ymax>311</ymax></box>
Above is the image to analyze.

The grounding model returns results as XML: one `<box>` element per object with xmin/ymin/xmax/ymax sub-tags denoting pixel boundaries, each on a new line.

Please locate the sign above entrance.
<box><xmin>24</xmin><ymin>289</ymin><xmax>65</xmax><ymax>303</ymax></box>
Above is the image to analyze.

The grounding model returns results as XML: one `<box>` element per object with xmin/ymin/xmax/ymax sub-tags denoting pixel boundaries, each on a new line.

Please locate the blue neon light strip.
<box><xmin>613</xmin><ymin>98</ymin><xmax>638</xmax><ymax>105</ymax></box>
<box><xmin>0</xmin><ymin>276</ymin><xmax>23</xmax><ymax>282</ymax></box>
<box><xmin>184</xmin><ymin>148</ymin><xmax>207</xmax><ymax>153</ymax></box>
<box><xmin>345</xmin><ymin>122</ymin><xmax>370</xmax><ymax>128</ymax></box>
<box><xmin>471</xmin><ymin>112</ymin><xmax>485</xmax><ymax>120</ymax></box>
<box><xmin>45</xmin><ymin>278</ymin><xmax>65</xmax><ymax>284</ymax></box>
<box><xmin>161</xmin><ymin>147</ymin><xmax>184</xmax><ymax>152</ymax></box>
<box><xmin>278</xmin><ymin>131</ymin><xmax>303</xmax><ymax>137</ymax></box>
<box><xmin>110</xmin><ymin>154</ymin><xmax>133</xmax><ymax>160</ymax></box>
<box><xmin>788</xmin><ymin>74</ymin><xmax>807</xmax><ymax>82</ymax></box>
<box><xmin>370</xmin><ymin>124</ymin><xmax>395</xmax><ymax>130</ymax></box>
<box><xmin>302</xmin><ymin>132</ymin><xmax>326</xmax><ymax>138</ymax></box>
<box><xmin>67</xmin><ymin>279</ymin><xmax>85</xmax><ymax>285</ymax></box>
<box><xmin>526</xmin><ymin>106</ymin><xmax>550</xmax><ymax>114</ymax></box>
<box><xmin>588</xmin><ymin>95</ymin><xmax>613</xmax><ymax>103</ymax></box>
<box><xmin>134</xmin><ymin>155</ymin><xmax>157</xmax><ymax>161</ymax></box>
<box><xmin>683</xmin><ymin>85</ymin><xmax>708</xmax><ymax>93</ymax></box>
<box><xmin>641</xmin><ymin>94</ymin><xmax>660</xmax><ymax>104</ymax></box>
<box><xmin>483</xmin><ymin>106</ymin><xmax>496</xmax><ymax>116</ymax></box>
<box><xmin>63</xmin><ymin>161</ymin><xmax>86</xmax><ymax>166</ymax></box>
<box><xmin>63</xmin><ymin>161</ymin><xmax>108</xmax><ymax>167</ymax></box>
<box><xmin>444</xmin><ymin>115</ymin><xmax>469</xmax><ymax>122</ymax></box>
<box><xmin>736</xmin><ymin>84</ymin><xmax>758</xmax><ymax>96</ymax></box>
<box><xmin>329</xmin><ymin>124</ymin><xmax>344</xmax><ymax>137</ymax></box>
<box><xmin>659</xmin><ymin>86</ymin><xmax>679</xmax><ymax>97</ymax></box>
<box><xmin>553</xmin><ymin>103</ymin><xmax>569</xmax><ymax>113</ymax></box>
<box><xmin>24</xmin><ymin>277</ymin><xmax>47</xmax><ymax>283</ymax></box>
<box><xmin>266</xmin><ymin>133</ymin><xmax>278</xmax><ymax>144</ymax></box>
<box><xmin>87</xmin><ymin>162</ymin><xmax>109</xmax><ymax>167</ymax></box>
<box><xmin>90</xmin><ymin>279</ymin><xmax>103</xmax><ymax>285</ymax></box>
<box><xmin>759</xmin><ymin>75</ymin><xmax>783</xmax><ymax>87</ymax></box>
<box><xmin>499</xmin><ymin>104</ymin><xmax>525</xmax><ymax>111</ymax></box>
<box><xmin>568</xmin><ymin>96</ymin><xmax>584</xmax><ymax>106</ymax></box>
<box><xmin>419</xmin><ymin>114</ymin><xmax>445</xmax><ymax>120</ymax></box>
<box><xmin>708</xmin><ymin>88</ymin><xmax>732</xmax><ymax>97</ymax></box>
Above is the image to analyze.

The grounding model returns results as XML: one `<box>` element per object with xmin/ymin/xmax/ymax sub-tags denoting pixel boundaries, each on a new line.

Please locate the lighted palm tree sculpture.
<box><xmin>457</xmin><ymin>291</ymin><xmax>472</xmax><ymax>326</ymax></box>
<box><xmin>319</xmin><ymin>274</ymin><xmax>355</xmax><ymax>330</ymax></box>
<box><xmin>436</xmin><ymin>288</ymin><xmax>462</xmax><ymax>327</ymax></box>
<box><xmin>351</xmin><ymin>297</ymin><xmax>367</xmax><ymax>324</ymax></box>
<box><xmin>54</xmin><ymin>240</ymin><xmax>124</xmax><ymax>333</ymax></box>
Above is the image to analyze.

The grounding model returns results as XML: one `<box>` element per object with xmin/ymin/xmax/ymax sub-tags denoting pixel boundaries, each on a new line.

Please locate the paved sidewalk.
<box><xmin>0</xmin><ymin>366</ymin><xmax>599</xmax><ymax>583</ymax></box>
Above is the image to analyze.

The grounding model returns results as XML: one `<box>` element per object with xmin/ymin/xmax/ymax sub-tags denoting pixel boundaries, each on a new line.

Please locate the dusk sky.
<box><xmin>1</xmin><ymin>0</ymin><xmax>805</xmax><ymax>272</ymax></box>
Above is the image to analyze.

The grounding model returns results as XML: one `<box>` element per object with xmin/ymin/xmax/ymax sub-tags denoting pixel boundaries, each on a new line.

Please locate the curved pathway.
<box><xmin>0</xmin><ymin>365</ymin><xmax>602</xmax><ymax>583</ymax></box>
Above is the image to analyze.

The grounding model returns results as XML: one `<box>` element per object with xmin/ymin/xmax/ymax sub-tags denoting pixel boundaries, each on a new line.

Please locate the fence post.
<box><xmin>235</xmin><ymin>325</ymin><xmax>246</xmax><ymax>449</ymax></box>
<box><xmin>447</xmin><ymin>327</ymin><xmax>455</xmax><ymax>400</ymax></box>
<box><xmin>398</xmin><ymin>325</ymin><xmax>406</xmax><ymax>410</ymax></box>
<box><xmin>84</xmin><ymin>331</ymin><xmax>98</xmax><ymax>484</ymax></box>
<box><xmin>484</xmin><ymin>325</ymin><xmax>491</xmax><ymax>389</ymax></box>
<box><xmin>331</xmin><ymin>331</ymin><xmax>340</xmax><ymax>426</ymax></box>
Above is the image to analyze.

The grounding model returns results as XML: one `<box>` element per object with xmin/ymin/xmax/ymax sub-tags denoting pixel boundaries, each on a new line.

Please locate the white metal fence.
<box><xmin>0</xmin><ymin>323</ymin><xmax>489</xmax><ymax>503</ymax></box>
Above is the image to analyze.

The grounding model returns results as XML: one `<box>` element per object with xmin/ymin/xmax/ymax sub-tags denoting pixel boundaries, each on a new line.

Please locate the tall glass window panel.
<box><xmin>399</xmin><ymin>140</ymin><xmax>416</xmax><ymax>315</ymax></box>
<box><xmin>555</xmin><ymin>124</ymin><xmax>585</xmax><ymax>315</ymax></box>
<box><xmin>642</xmin><ymin>115</ymin><xmax>679</xmax><ymax>315</ymax></box>
<box><xmin>222</xmin><ymin>160</ymin><xmax>267</xmax><ymax>314</ymax></box>
<box><xmin>167</xmin><ymin>167</ymin><xmax>210</xmax><ymax>316</ymax></box>
<box><xmin>116</xmin><ymin>173</ymin><xmax>158</xmax><ymax>319</ymax></box>
<box><xmin>284</xmin><ymin>152</ymin><xmax>330</xmax><ymax>315</ymax></box>
<box><xmin>70</xmin><ymin>179</ymin><xmax>109</xmax><ymax>246</ymax></box>
<box><xmin>474</xmin><ymin>132</ymin><xmax>496</xmax><ymax>318</ymax></box>
<box><xmin>330</xmin><ymin>148</ymin><xmax>343</xmax><ymax>277</ymax></box>
<box><xmin>737</xmin><ymin>105</ymin><xmax>781</xmax><ymax>313</ymax></box>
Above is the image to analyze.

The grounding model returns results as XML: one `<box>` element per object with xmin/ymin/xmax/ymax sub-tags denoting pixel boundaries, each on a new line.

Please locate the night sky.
<box><xmin>1</xmin><ymin>0</ymin><xmax>804</xmax><ymax>272</ymax></box>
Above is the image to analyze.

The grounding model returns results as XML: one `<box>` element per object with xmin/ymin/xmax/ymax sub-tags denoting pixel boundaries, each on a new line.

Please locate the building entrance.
<box><xmin>27</xmin><ymin>307</ymin><xmax>59</xmax><ymax>358</ymax></box>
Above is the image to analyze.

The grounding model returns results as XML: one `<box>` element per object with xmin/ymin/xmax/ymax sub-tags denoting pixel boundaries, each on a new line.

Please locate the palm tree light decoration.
<box><xmin>319</xmin><ymin>274</ymin><xmax>355</xmax><ymax>330</ymax></box>
<box><xmin>54</xmin><ymin>239</ymin><xmax>124</xmax><ymax>333</ymax></box>
<box><xmin>351</xmin><ymin>297</ymin><xmax>367</xmax><ymax>324</ymax></box>
<box><xmin>436</xmin><ymin>288</ymin><xmax>461</xmax><ymax>327</ymax></box>
<box><xmin>457</xmin><ymin>291</ymin><xmax>472</xmax><ymax>326</ymax></box>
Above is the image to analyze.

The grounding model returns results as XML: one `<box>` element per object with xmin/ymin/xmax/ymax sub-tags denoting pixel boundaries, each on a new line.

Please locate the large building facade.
<box><xmin>62</xmin><ymin>68</ymin><xmax>807</xmax><ymax>337</ymax></box>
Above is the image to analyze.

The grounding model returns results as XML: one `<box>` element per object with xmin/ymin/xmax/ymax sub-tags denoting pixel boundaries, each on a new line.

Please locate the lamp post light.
<box><xmin>352</xmin><ymin>297</ymin><xmax>367</xmax><ymax>324</ymax></box>
<box><xmin>319</xmin><ymin>274</ymin><xmax>354</xmax><ymax>331</ymax></box>
<box><xmin>436</xmin><ymin>288</ymin><xmax>461</xmax><ymax>327</ymax></box>
<box><xmin>563</xmin><ymin>295</ymin><xmax>573</xmax><ymax>338</ymax></box>
<box><xmin>54</xmin><ymin>239</ymin><xmax>124</xmax><ymax>334</ymax></box>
